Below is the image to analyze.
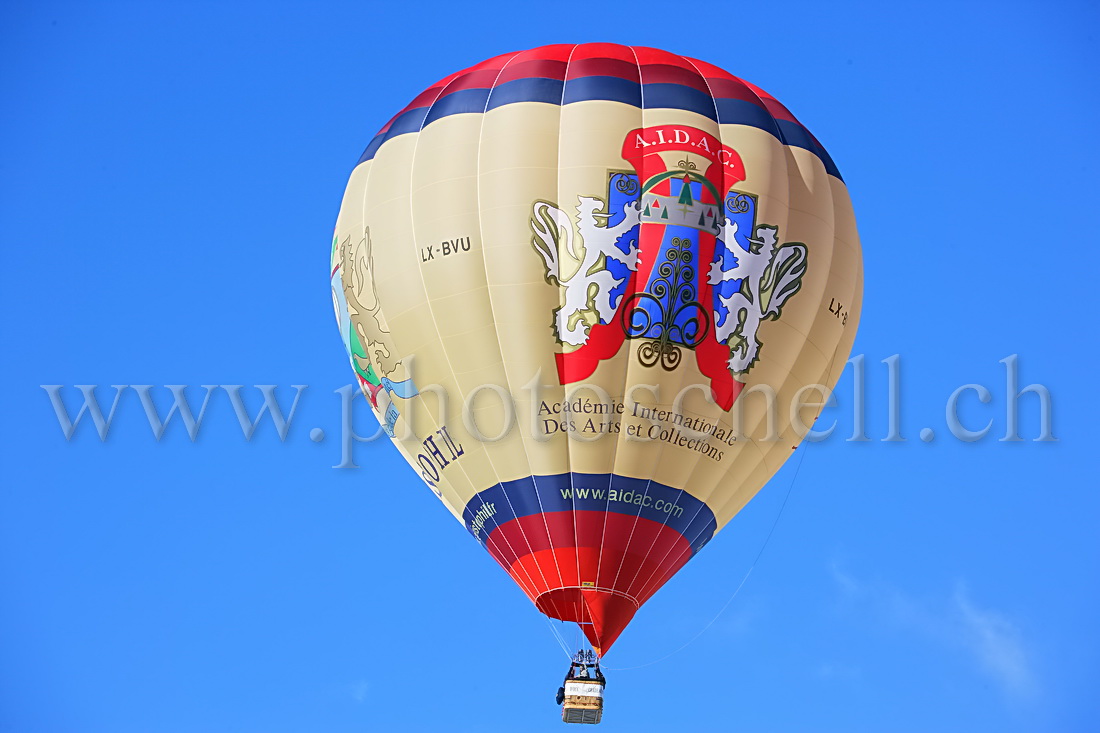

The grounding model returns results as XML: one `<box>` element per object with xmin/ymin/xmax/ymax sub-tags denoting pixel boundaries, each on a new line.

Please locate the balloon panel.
<box><xmin>331</xmin><ymin>44</ymin><xmax>862</xmax><ymax>653</ymax></box>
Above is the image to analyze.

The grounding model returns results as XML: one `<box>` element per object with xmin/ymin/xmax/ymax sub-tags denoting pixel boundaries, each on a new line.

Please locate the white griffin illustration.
<box><xmin>708</xmin><ymin>220</ymin><xmax>807</xmax><ymax>372</ymax></box>
<box><xmin>530</xmin><ymin>197</ymin><xmax>640</xmax><ymax>346</ymax></box>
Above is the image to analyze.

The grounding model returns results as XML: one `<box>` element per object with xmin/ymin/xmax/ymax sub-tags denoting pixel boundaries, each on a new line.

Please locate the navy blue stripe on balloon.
<box><xmin>462</xmin><ymin>473</ymin><xmax>718</xmax><ymax>557</ymax></box>
<box><xmin>356</xmin><ymin>106</ymin><xmax>429</xmax><ymax>164</ymax></box>
<box><xmin>561</xmin><ymin>75</ymin><xmax>642</xmax><ymax>107</ymax></box>
<box><xmin>776</xmin><ymin>120</ymin><xmax>841</xmax><ymax>178</ymax></box>
<box><xmin>715</xmin><ymin>97</ymin><xmax>782</xmax><ymax>137</ymax></box>
<box><xmin>356</xmin><ymin>79</ymin><xmax>842</xmax><ymax>180</ymax></box>
<box><xmin>642</xmin><ymin>83</ymin><xmax>717</xmax><ymax>121</ymax></box>
<box><xmin>486</xmin><ymin>77</ymin><xmax>565</xmax><ymax>110</ymax></box>
<box><xmin>423</xmin><ymin>87</ymin><xmax>491</xmax><ymax>126</ymax></box>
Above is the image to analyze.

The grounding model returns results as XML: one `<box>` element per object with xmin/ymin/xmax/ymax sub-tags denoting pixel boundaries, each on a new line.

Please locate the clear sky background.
<box><xmin>1</xmin><ymin>2</ymin><xmax>1097</xmax><ymax>732</ymax></box>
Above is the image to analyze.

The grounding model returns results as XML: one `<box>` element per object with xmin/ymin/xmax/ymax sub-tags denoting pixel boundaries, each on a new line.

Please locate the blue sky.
<box><xmin>1</xmin><ymin>2</ymin><xmax>1097</xmax><ymax>731</ymax></box>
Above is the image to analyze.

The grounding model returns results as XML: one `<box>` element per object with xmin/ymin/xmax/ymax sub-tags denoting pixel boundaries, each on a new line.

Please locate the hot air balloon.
<box><xmin>330</xmin><ymin>44</ymin><xmax>861</xmax><ymax>669</ymax></box>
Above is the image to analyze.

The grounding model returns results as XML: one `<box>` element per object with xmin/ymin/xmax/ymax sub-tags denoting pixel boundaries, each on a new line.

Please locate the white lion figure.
<box><xmin>708</xmin><ymin>221</ymin><xmax>807</xmax><ymax>372</ymax></box>
<box><xmin>530</xmin><ymin>196</ymin><xmax>640</xmax><ymax>346</ymax></box>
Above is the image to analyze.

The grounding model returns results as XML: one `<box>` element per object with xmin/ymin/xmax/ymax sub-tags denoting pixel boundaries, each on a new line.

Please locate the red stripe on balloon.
<box><xmin>564</xmin><ymin>56</ymin><xmax>642</xmax><ymax>82</ymax></box>
<box><xmin>483</xmin><ymin>510</ymin><xmax>695</xmax><ymax>652</ymax></box>
<box><xmin>495</xmin><ymin>58</ymin><xmax>569</xmax><ymax>85</ymax></box>
<box><xmin>373</xmin><ymin>44</ymin><xmax>813</xmax><ymax>158</ymax></box>
<box><xmin>638</xmin><ymin>63</ymin><xmax>712</xmax><ymax>94</ymax></box>
<box><xmin>486</xmin><ymin>510</ymin><xmax>693</xmax><ymax>604</ymax></box>
<box><xmin>632</xmin><ymin>45</ymin><xmax>699</xmax><ymax>69</ymax></box>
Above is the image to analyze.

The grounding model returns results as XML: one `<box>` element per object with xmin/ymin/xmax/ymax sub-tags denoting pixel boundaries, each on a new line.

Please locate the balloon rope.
<box><xmin>601</xmin><ymin>439</ymin><xmax>812</xmax><ymax>671</ymax></box>
<box><xmin>543</xmin><ymin>616</ymin><xmax>575</xmax><ymax>661</ymax></box>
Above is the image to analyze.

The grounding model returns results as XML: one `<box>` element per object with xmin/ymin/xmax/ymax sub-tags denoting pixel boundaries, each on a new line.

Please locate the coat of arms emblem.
<box><xmin>530</xmin><ymin>125</ymin><xmax>808</xmax><ymax>410</ymax></box>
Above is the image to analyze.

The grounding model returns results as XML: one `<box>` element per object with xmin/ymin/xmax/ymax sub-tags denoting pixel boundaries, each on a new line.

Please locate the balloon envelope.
<box><xmin>331</xmin><ymin>44</ymin><xmax>862</xmax><ymax>654</ymax></box>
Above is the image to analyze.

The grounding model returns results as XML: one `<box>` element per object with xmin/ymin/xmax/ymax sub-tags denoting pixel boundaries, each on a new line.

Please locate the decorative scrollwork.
<box><xmin>677</xmin><ymin>159</ymin><xmax>698</xmax><ymax>171</ymax></box>
<box><xmin>638</xmin><ymin>339</ymin><xmax>683</xmax><ymax>370</ymax></box>
<box><xmin>619</xmin><ymin>236</ymin><xmax>712</xmax><ymax>371</ymax></box>
<box><xmin>726</xmin><ymin>193</ymin><xmax>752</xmax><ymax>214</ymax></box>
<box><xmin>614</xmin><ymin>174</ymin><xmax>639</xmax><ymax>195</ymax></box>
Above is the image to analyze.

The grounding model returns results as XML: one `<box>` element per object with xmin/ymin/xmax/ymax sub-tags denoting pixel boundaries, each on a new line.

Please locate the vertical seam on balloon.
<box><xmin>669</xmin><ymin>83</ymin><xmax>807</xmax><ymax>564</ymax></box>
<box><xmin>735</xmin><ymin>139</ymin><xmax>839</xmax><ymax>520</ymax></box>
<box><xmin>537</xmin><ymin>48</ymin><xmax>577</xmax><ymax>612</ymax></box>
<box><xmin>486</xmin><ymin>46</ymin><xmax>570</xmax><ymax>602</ymax></box>
<box><xmin>680</xmin><ymin>113</ymin><xmax>844</xmax><ymax>572</ymax></box>
<box><xmin>717</xmin><ymin>147</ymin><xmax>847</xmax><ymax>524</ymax></box>
<box><xmin>473</xmin><ymin>47</ymin><xmax>566</xmax><ymax>604</ymax></box>
<box><xmin>657</xmin><ymin>96</ymin><xmax>805</xmax><ymax>573</ymax></box>
<box><xmin>402</xmin><ymin>62</ymin><xmax>499</xmax><ymax>520</ymax></box>
<box><xmin>605</xmin><ymin>46</ymin><xmax>719</xmax><ymax>610</ymax></box>
<box><xmin>582</xmin><ymin>44</ymin><xmax>640</xmax><ymax>632</ymax></box>
<box><xmin>601</xmin><ymin>44</ymin><xmax>658</xmax><ymax>634</ymax></box>
<box><xmin>564</xmin><ymin>43</ymin><xmax>624</xmax><ymax>650</ymax></box>
<box><xmin>541</xmin><ymin>43</ymin><xmax>584</xmax><ymax>625</ymax></box>
<box><xmin>560</xmin><ymin>41</ymin><xmax>585</xmax><ymax>635</ymax></box>
<box><xmin>350</xmin><ymin>80</ymin><xmax>475</xmax><ymax>523</ymax></box>
<box><xmin>624</xmin><ymin>55</ymin><xmax>750</xmax><ymax>600</ymax></box>
<box><xmin>472</xmin><ymin>49</ymin><xmax>561</xmax><ymax>601</ymax></box>
<box><xmin>402</xmin><ymin>51</ymin><xmax>553</xmax><ymax>600</ymax></box>
<box><xmin>618</xmin><ymin>54</ymin><xmax>729</xmax><ymax>603</ymax></box>
<box><xmin>571</xmin><ymin>47</ymin><xmax>624</xmax><ymax>632</ymax></box>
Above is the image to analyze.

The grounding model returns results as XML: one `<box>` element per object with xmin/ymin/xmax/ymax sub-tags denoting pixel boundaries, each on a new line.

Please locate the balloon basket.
<box><xmin>561</xmin><ymin>680</ymin><xmax>604</xmax><ymax>725</ymax></box>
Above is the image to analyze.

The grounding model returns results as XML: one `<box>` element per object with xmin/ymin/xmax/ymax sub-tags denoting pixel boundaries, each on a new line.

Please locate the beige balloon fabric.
<box><xmin>330</xmin><ymin>43</ymin><xmax>862</xmax><ymax>654</ymax></box>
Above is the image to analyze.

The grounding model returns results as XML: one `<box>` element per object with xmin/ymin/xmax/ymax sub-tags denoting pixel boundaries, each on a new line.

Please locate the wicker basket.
<box><xmin>561</xmin><ymin>680</ymin><xmax>604</xmax><ymax>724</ymax></box>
